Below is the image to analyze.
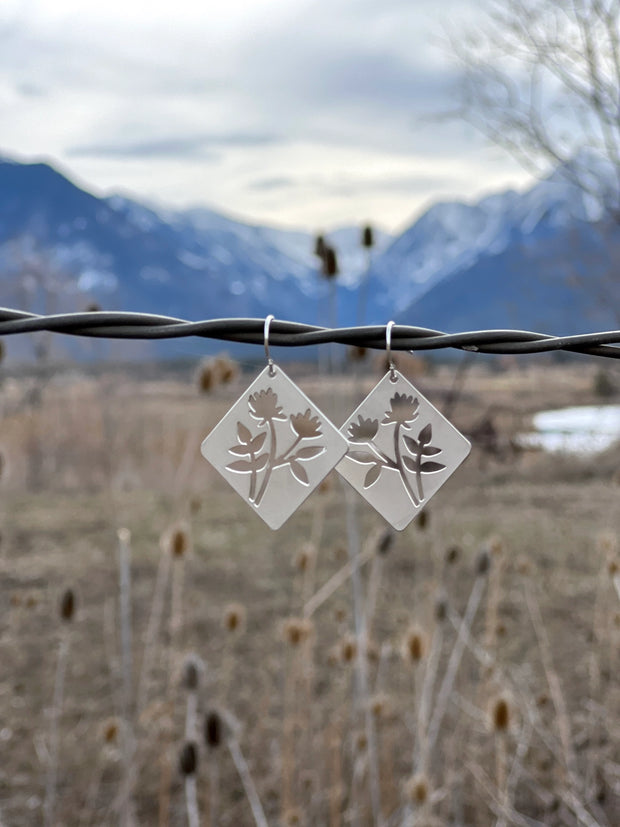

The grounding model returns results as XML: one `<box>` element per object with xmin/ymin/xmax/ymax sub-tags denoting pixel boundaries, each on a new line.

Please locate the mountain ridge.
<box><xmin>0</xmin><ymin>154</ymin><xmax>616</xmax><ymax>360</ymax></box>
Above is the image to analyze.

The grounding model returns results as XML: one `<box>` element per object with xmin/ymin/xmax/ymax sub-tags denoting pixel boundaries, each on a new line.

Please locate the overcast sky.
<box><xmin>0</xmin><ymin>0</ymin><xmax>533</xmax><ymax>233</ymax></box>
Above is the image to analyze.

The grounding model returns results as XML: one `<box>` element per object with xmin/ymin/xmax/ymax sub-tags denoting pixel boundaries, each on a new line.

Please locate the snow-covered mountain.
<box><xmin>0</xmin><ymin>153</ymin><xmax>616</xmax><ymax>361</ymax></box>
<box><xmin>363</xmin><ymin>170</ymin><xmax>601</xmax><ymax>324</ymax></box>
<box><xmin>0</xmin><ymin>157</ymin><xmax>390</xmax><ymax>357</ymax></box>
<box><xmin>384</xmin><ymin>168</ymin><xmax>620</xmax><ymax>335</ymax></box>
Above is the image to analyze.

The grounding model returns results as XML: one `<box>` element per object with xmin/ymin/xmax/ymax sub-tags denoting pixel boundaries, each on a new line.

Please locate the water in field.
<box><xmin>521</xmin><ymin>405</ymin><xmax>620</xmax><ymax>454</ymax></box>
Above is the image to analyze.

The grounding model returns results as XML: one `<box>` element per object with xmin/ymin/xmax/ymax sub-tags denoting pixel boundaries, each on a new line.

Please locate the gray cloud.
<box><xmin>231</xmin><ymin>2</ymin><xmax>468</xmax><ymax>158</ymax></box>
<box><xmin>0</xmin><ymin>0</ymin><xmax>514</xmax><ymax>230</ymax></box>
<box><xmin>325</xmin><ymin>173</ymin><xmax>455</xmax><ymax>197</ymax></box>
<box><xmin>248</xmin><ymin>176</ymin><xmax>296</xmax><ymax>191</ymax></box>
<box><xmin>1</xmin><ymin>0</ymin><xmax>468</xmax><ymax>162</ymax></box>
<box><xmin>68</xmin><ymin>132</ymin><xmax>282</xmax><ymax>160</ymax></box>
<box><xmin>15</xmin><ymin>81</ymin><xmax>47</xmax><ymax>98</ymax></box>
<box><xmin>249</xmin><ymin>171</ymin><xmax>459</xmax><ymax>197</ymax></box>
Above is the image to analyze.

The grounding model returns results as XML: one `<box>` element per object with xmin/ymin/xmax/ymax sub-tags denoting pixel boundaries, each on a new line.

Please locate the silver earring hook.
<box><xmin>264</xmin><ymin>314</ymin><xmax>276</xmax><ymax>376</ymax></box>
<box><xmin>386</xmin><ymin>320</ymin><xmax>397</xmax><ymax>381</ymax></box>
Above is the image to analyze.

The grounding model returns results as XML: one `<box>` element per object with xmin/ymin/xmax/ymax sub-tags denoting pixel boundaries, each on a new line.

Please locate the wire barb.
<box><xmin>0</xmin><ymin>307</ymin><xmax>619</xmax><ymax>359</ymax></box>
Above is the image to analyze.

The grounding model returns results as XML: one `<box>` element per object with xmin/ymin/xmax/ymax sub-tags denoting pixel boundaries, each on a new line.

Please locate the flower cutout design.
<box><xmin>248</xmin><ymin>388</ymin><xmax>286</xmax><ymax>425</ymax></box>
<box><xmin>381</xmin><ymin>393</ymin><xmax>419</xmax><ymax>427</ymax></box>
<box><xmin>348</xmin><ymin>415</ymin><xmax>379</xmax><ymax>443</ymax></box>
<box><xmin>290</xmin><ymin>408</ymin><xmax>322</xmax><ymax>439</ymax></box>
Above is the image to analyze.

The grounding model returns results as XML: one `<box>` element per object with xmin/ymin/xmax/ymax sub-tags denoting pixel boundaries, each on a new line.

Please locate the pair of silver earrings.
<box><xmin>201</xmin><ymin>317</ymin><xmax>471</xmax><ymax>530</ymax></box>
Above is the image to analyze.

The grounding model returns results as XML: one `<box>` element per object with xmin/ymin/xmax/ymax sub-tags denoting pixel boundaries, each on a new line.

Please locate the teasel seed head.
<box><xmin>333</xmin><ymin>606</ymin><xmax>347</xmax><ymax>624</ymax></box>
<box><xmin>181</xmin><ymin>653</ymin><xmax>205</xmax><ymax>692</ymax></box>
<box><xmin>416</xmin><ymin>508</ymin><xmax>429</xmax><ymax>530</ymax></box>
<box><xmin>60</xmin><ymin>588</ymin><xmax>76</xmax><ymax>622</ymax></box>
<box><xmin>476</xmin><ymin>549</ymin><xmax>490</xmax><ymax>576</ymax></box>
<box><xmin>223</xmin><ymin>602</ymin><xmax>246</xmax><ymax>634</ymax></box>
<box><xmin>100</xmin><ymin>717</ymin><xmax>120</xmax><ymax>744</ymax></box>
<box><xmin>489</xmin><ymin>535</ymin><xmax>504</xmax><ymax>556</ymax></box>
<box><xmin>348</xmin><ymin>345</ymin><xmax>368</xmax><ymax>362</ymax></box>
<box><xmin>369</xmin><ymin>692</ymin><xmax>391</xmax><ymax>720</ymax></box>
<box><xmin>376</xmin><ymin>528</ymin><xmax>394</xmax><ymax>556</ymax></box>
<box><xmin>366</xmin><ymin>639</ymin><xmax>380</xmax><ymax>663</ymax></box>
<box><xmin>197</xmin><ymin>360</ymin><xmax>217</xmax><ymax>393</ymax></box>
<box><xmin>402</xmin><ymin>625</ymin><xmax>426</xmax><ymax>663</ymax></box>
<box><xmin>515</xmin><ymin>555</ymin><xmax>532</xmax><ymax>576</ymax></box>
<box><xmin>333</xmin><ymin>542</ymin><xmax>348</xmax><ymax>562</ymax></box>
<box><xmin>204</xmin><ymin>709</ymin><xmax>223</xmax><ymax>748</ymax></box>
<box><xmin>361</xmin><ymin>224</ymin><xmax>374</xmax><ymax>248</ymax></box>
<box><xmin>294</xmin><ymin>543</ymin><xmax>314</xmax><ymax>572</ymax></box>
<box><xmin>340</xmin><ymin>634</ymin><xmax>358</xmax><ymax>663</ymax></box>
<box><xmin>212</xmin><ymin>354</ymin><xmax>239</xmax><ymax>386</ymax></box>
<box><xmin>179</xmin><ymin>741</ymin><xmax>198</xmax><ymax>776</ymax></box>
<box><xmin>489</xmin><ymin>694</ymin><xmax>512</xmax><ymax>732</ymax></box>
<box><xmin>404</xmin><ymin>773</ymin><xmax>429</xmax><ymax>805</ymax></box>
<box><xmin>314</xmin><ymin>234</ymin><xmax>326</xmax><ymax>259</ymax></box>
<box><xmin>282</xmin><ymin>617</ymin><xmax>313</xmax><ymax>647</ymax></box>
<box><xmin>322</xmin><ymin>246</ymin><xmax>339</xmax><ymax>279</ymax></box>
<box><xmin>166</xmin><ymin>523</ymin><xmax>190</xmax><ymax>558</ymax></box>
<box><xmin>354</xmin><ymin>730</ymin><xmax>368</xmax><ymax>752</ymax></box>
<box><xmin>434</xmin><ymin>591</ymin><xmax>448</xmax><ymax>623</ymax></box>
<box><xmin>445</xmin><ymin>545</ymin><xmax>461</xmax><ymax>565</ymax></box>
<box><xmin>281</xmin><ymin>807</ymin><xmax>302</xmax><ymax>827</ymax></box>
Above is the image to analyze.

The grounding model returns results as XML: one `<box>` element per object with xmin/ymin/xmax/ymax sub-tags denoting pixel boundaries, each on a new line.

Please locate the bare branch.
<box><xmin>446</xmin><ymin>0</ymin><xmax>620</xmax><ymax>216</ymax></box>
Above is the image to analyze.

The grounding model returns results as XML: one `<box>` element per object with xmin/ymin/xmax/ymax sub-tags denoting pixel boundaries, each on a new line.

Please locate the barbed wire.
<box><xmin>1</xmin><ymin>307</ymin><xmax>620</xmax><ymax>359</ymax></box>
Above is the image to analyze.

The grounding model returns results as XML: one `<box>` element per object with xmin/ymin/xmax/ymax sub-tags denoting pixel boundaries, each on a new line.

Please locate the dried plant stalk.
<box><xmin>426</xmin><ymin>566</ymin><xmax>487</xmax><ymax>756</ymax></box>
<box><xmin>43</xmin><ymin>635</ymin><xmax>70</xmax><ymax>827</ymax></box>
<box><xmin>227</xmin><ymin>737</ymin><xmax>268</xmax><ymax>827</ymax></box>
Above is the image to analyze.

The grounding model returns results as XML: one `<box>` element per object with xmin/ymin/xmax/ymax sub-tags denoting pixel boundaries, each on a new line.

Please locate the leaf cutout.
<box><xmin>348</xmin><ymin>450</ymin><xmax>377</xmax><ymax>464</ymax></box>
<box><xmin>237</xmin><ymin>422</ymin><xmax>252</xmax><ymax>445</ymax></box>
<box><xmin>402</xmin><ymin>456</ymin><xmax>416</xmax><ymax>473</ymax></box>
<box><xmin>290</xmin><ymin>459</ymin><xmax>309</xmax><ymax>485</ymax></box>
<box><xmin>364</xmin><ymin>464</ymin><xmax>382</xmax><ymax>488</ymax></box>
<box><xmin>295</xmin><ymin>445</ymin><xmax>325</xmax><ymax>460</ymax></box>
<box><xmin>227</xmin><ymin>454</ymin><xmax>269</xmax><ymax>474</ymax></box>
<box><xmin>249</xmin><ymin>432</ymin><xmax>267</xmax><ymax>453</ymax></box>
<box><xmin>402</xmin><ymin>435</ymin><xmax>420</xmax><ymax>454</ymax></box>
<box><xmin>229</xmin><ymin>445</ymin><xmax>251</xmax><ymax>456</ymax></box>
<box><xmin>420</xmin><ymin>461</ymin><xmax>445</xmax><ymax>473</ymax></box>
<box><xmin>226</xmin><ymin>459</ymin><xmax>255</xmax><ymax>473</ymax></box>
<box><xmin>418</xmin><ymin>423</ymin><xmax>432</xmax><ymax>445</ymax></box>
<box><xmin>422</xmin><ymin>445</ymin><xmax>442</xmax><ymax>456</ymax></box>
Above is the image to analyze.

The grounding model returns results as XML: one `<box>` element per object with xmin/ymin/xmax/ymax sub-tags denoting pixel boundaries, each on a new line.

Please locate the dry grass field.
<box><xmin>0</xmin><ymin>356</ymin><xmax>619</xmax><ymax>826</ymax></box>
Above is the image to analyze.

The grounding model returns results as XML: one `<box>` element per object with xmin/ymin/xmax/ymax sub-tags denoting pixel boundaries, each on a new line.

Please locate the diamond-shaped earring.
<box><xmin>336</xmin><ymin>322</ymin><xmax>471</xmax><ymax>530</ymax></box>
<box><xmin>201</xmin><ymin>316</ymin><xmax>349</xmax><ymax>529</ymax></box>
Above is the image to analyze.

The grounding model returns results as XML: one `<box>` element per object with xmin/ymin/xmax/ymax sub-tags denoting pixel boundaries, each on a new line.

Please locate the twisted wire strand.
<box><xmin>1</xmin><ymin>307</ymin><xmax>619</xmax><ymax>358</ymax></box>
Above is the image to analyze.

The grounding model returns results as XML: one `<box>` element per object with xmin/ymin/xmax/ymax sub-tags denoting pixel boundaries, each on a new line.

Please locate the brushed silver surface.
<box><xmin>201</xmin><ymin>365</ymin><xmax>348</xmax><ymax>529</ymax></box>
<box><xmin>337</xmin><ymin>370</ymin><xmax>471</xmax><ymax>530</ymax></box>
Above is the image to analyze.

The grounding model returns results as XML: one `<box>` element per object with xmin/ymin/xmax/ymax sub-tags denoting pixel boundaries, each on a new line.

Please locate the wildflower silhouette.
<box><xmin>346</xmin><ymin>393</ymin><xmax>445</xmax><ymax>506</ymax></box>
<box><xmin>227</xmin><ymin>393</ymin><xmax>325</xmax><ymax>505</ymax></box>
